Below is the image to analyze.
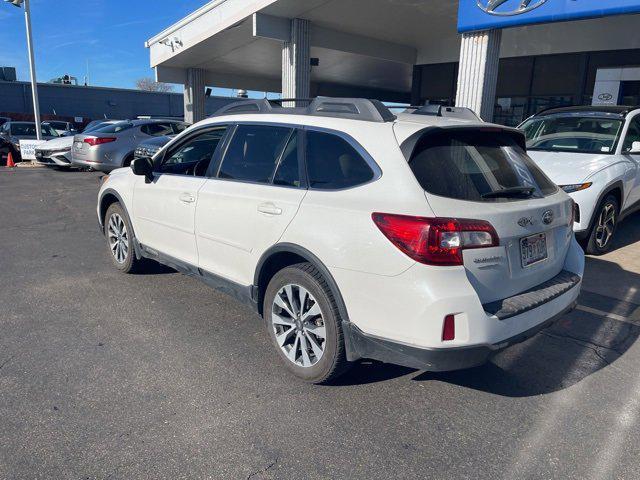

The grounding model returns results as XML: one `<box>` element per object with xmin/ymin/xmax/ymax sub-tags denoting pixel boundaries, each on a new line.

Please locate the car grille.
<box><xmin>36</xmin><ymin>148</ymin><xmax>71</xmax><ymax>157</ymax></box>
<box><xmin>134</xmin><ymin>145</ymin><xmax>161</xmax><ymax>158</ymax></box>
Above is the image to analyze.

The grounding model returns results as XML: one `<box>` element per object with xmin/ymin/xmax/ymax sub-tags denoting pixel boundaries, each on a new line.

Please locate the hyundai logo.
<box><xmin>542</xmin><ymin>210</ymin><xmax>554</xmax><ymax>225</ymax></box>
<box><xmin>477</xmin><ymin>0</ymin><xmax>548</xmax><ymax>16</ymax></box>
<box><xmin>598</xmin><ymin>93</ymin><xmax>614</xmax><ymax>101</ymax></box>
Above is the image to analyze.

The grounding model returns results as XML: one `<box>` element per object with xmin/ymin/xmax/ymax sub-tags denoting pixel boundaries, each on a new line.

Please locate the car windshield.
<box><xmin>93</xmin><ymin>121</ymin><xmax>133</xmax><ymax>134</ymax></box>
<box><xmin>41</xmin><ymin>123</ymin><xmax>59</xmax><ymax>137</ymax></box>
<box><xmin>11</xmin><ymin>123</ymin><xmax>58</xmax><ymax>137</ymax></box>
<box><xmin>520</xmin><ymin>114</ymin><xmax>624</xmax><ymax>154</ymax></box>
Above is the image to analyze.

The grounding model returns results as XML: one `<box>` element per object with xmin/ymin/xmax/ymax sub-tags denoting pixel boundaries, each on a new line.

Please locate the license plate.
<box><xmin>520</xmin><ymin>233</ymin><xmax>548</xmax><ymax>267</ymax></box>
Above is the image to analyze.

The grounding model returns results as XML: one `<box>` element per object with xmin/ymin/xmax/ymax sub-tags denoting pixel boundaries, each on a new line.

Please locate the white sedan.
<box><xmin>521</xmin><ymin>106</ymin><xmax>640</xmax><ymax>254</ymax></box>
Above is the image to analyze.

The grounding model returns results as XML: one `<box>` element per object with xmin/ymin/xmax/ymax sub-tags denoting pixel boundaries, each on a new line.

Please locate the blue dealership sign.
<box><xmin>458</xmin><ymin>0</ymin><xmax>640</xmax><ymax>33</ymax></box>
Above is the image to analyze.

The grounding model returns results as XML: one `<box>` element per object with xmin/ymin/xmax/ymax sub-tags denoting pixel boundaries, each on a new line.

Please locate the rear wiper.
<box><xmin>481</xmin><ymin>186</ymin><xmax>535</xmax><ymax>199</ymax></box>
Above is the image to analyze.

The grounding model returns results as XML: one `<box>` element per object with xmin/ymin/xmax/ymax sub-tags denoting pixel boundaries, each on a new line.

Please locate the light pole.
<box><xmin>5</xmin><ymin>0</ymin><xmax>42</xmax><ymax>140</ymax></box>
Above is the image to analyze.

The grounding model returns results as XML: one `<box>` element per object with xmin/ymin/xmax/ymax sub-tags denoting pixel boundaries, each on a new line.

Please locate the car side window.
<box><xmin>158</xmin><ymin>127</ymin><xmax>227</xmax><ymax>176</ymax></box>
<box><xmin>272</xmin><ymin>132</ymin><xmax>300</xmax><ymax>187</ymax></box>
<box><xmin>305</xmin><ymin>131</ymin><xmax>374</xmax><ymax>189</ymax></box>
<box><xmin>218</xmin><ymin>125</ymin><xmax>293</xmax><ymax>183</ymax></box>
<box><xmin>142</xmin><ymin>123</ymin><xmax>175</xmax><ymax>137</ymax></box>
<box><xmin>173</xmin><ymin>123</ymin><xmax>188</xmax><ymax>134</ymax></box>
<box><xmin>623</xmin><ymin>117</ymin><xmax>640</xmax><ymax>152</ymax></box>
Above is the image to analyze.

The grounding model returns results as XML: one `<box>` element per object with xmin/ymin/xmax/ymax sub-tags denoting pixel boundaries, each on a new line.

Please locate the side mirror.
<box><xmin>131</xmin><ymin>157</ymin><xmax>154</xmax><ymax>183</ymax></box>
<box><xmin>629</xmin><ymin>141</ymin><xmax>640</xmax><ymax>154</ymax></box>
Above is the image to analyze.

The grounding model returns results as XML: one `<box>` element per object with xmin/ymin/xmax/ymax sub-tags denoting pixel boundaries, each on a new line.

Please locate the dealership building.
<box><xmin>146</xmin><ymin>0</ymin><xmax>640</xmax><ymax>126</ymax></box>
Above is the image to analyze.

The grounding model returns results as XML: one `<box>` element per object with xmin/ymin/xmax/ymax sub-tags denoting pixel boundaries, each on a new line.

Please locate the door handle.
<box><xmin>179</xmin><ymin>192</ymin><xmax>195</xmax><ymax>204</ymax></box>
<box><xmin>257</xmin><ymin>203</ymin><xmax>282</xmax><ymax>215</ymax></box>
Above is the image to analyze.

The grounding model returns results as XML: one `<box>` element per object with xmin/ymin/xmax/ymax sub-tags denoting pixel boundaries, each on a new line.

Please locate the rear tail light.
<box><xmin>569</xmin><ymin>200</ymin><xmax>578</xmax><ymax>228</ymax></box>
<box><xmin>371</xmin><ymin>213</ymin><xmax>499</xmax><ymax>266</ymax></box>
<box><xmin>83</xmin><ymin>137</ymin><xmax>116</xmax><ymax>146</ymax></box>
<box><xmin>442</xmin><ymin>314</ymin><xmax>456</xmax><ymax>341</ymax></box>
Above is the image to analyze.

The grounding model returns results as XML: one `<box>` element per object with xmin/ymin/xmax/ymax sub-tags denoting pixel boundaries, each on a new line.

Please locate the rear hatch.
<box><xmin>401</xmin><ymin>125</ymin><xmax>574</xmax><ymax>304</ymax></box>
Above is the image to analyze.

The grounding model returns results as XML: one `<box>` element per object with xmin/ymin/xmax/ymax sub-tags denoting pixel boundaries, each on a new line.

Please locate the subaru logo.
<box><xmin>477</xmin><ymin>0</ymin><xmax>547</xmax><ymax>16</ymax></box>
<box><xmin>518</xmin><ymin>216</ymin><xmax>534</xmax><ymax>227</ymax></box>
<box><xmin>542</xmin><ymin>210</ymin><xmax>554</xmax><ymax>225</ymax></box>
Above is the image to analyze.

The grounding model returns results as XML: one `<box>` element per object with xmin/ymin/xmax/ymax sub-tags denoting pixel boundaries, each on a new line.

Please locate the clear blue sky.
<box><xmin>0</xmin><ymin>0</ymin><xmax>252</xmax><ymax>96</ymax></box>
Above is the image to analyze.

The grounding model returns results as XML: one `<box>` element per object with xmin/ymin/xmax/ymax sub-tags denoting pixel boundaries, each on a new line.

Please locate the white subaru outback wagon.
<box><xmin>97</xmin><ymin>98</ymin><xmax>584</xmax><ymax>383</ymax></box>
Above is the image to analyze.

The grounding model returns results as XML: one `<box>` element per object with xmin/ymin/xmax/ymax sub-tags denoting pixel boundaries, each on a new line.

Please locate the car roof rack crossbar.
<box><xmin>213</xmin><ymin>97</ymin><xmax>397</xmax><ymax>123</ymax></box>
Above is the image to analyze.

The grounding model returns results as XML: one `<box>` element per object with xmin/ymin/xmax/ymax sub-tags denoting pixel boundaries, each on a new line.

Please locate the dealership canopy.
<box><xmin>146</xmin><ymin>0</ymin><xmax>640</xmax><ymax>123</ymax></box>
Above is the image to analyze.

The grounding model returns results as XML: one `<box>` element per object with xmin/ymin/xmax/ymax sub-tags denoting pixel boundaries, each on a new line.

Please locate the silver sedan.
<box><xmin>71</xmin><ymin>119</ymin><xmax>188</xmax><ymax>172</ymax></box>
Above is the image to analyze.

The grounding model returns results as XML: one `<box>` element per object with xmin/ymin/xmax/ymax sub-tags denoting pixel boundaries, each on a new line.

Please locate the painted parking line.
<box><xmin>576</xmin><ymin>304</ymin><xmax>632</xmax><ymax>323</ymax></box>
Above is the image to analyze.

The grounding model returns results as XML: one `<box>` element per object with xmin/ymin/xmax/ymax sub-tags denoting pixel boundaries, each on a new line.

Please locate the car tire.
<box><xmin>263</xmin><ymin>263</ymin><xmax>350</xmax><ymax>384</ymax></box>
<box><xmin>122</xmin><ymin>154</ymin><xmax>134</xmax><ymax>168</ymax></box>
<box><xmin>104</xmin><ymin>202</ymin><xmax>142</xmax><ymax>273</ymax></box>
<box><xmin>585</xmin><ymin>194</ymin><xmax>619</xmax><ymax>255</ymax></box>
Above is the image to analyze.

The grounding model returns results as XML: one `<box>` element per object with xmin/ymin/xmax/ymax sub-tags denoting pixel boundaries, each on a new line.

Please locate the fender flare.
<box><xmin>253</xmin><ymin>243</ymin><xmax>350</xmax><ymax>323</ymax></box>
<box><xmin>98</xmin><ymin>188</ymin><xmax>142</xmax><ymax>259</ymax></box>
<box><xmin>585</xmin><ymin>180</ymin><xmax>624</xmax><ymax>233</ymax></box>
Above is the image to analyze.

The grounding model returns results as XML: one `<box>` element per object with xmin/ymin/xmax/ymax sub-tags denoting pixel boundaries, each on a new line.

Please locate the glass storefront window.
<box><xmin>493</xmin><ymin>96</ymin><xmax>574</xmax><ymax>127</ymax></box>
<box><xmin>494</xmin><ymin>97</ymin><xmax>529</xmax><ymax>126</ymax></box>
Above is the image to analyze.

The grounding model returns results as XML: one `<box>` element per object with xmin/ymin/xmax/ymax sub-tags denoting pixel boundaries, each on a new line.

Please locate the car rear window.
<box><xmin>94</xmin><ymin>122</ymin><xmax>133</xmax><ymax>134</ymax></box>
<box><xmin>408</xmin><ymin>129</ymin><xmax>557</xmax><ymax>202</ymax></box>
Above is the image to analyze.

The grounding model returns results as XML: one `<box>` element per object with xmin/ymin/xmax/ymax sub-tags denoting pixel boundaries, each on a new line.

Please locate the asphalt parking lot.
<box><xmin>2</xmin><ymin>167</ymin><xmax>640</xmax><ymax>479</ymax></box>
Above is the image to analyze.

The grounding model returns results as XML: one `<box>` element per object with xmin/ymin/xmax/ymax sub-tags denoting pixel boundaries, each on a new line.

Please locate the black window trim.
<box><xmin>153</xmin><ymin>123</ymin><xmax>231</xmax><ymax>178</ymax></box>
<box><xmin>151</xmin><ymin>120</ymin><xmax>382</xmax><ymax>191</ymax></box>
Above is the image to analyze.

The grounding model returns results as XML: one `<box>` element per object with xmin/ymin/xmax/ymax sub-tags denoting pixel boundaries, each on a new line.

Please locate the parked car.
<box><xmin>45</xmin><ymin>120</ymin><xmax>77</xmax><ymax>136</ymax></box>
<box><xmin>0</xmin><ymin>116</ymin><xmax>10</xmax><ymax>127</ymax></box>
<box><xmin>72</xmin><ymin>119</ymin><xmax>188</xmax><ymax>172</ymax></box>
<box><xmin>520</xmin><ymin>105</ymin><xmax>640</xmax><ymax>254</ymax></box>
<box><xmin>35</xmin><ymin>120</ymin><xmax>121</xmax><ymax>168</ymax></box>
<box><xmin>134</xmin><ymin>134</ymin><xmax>177</xmax><ymax>159</ymax></box>
<box><xmin>0</xmin><ymin>121</ymin><xmax>59</xmax><ymax>164</ymax></box>
<box><xmin>97</xmin><ymin>98</ymin><xmax>584</xmax><ymax>383</ymax></box>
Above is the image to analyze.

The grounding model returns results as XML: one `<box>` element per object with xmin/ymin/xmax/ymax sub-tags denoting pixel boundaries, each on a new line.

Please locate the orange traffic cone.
<box><xmin>6</xmin><ymin>151</ymin><xmax>16</xmax><ymax>168</ymax></box>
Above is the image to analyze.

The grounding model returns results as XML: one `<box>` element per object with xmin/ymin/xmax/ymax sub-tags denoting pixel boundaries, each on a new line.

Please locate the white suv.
<box><xmin>97</xmin><ymin>98</ymin><xmax>584</xmax><ymax>383</ymax></box>
<box><xmin>521</xmin><ymin>106</ymin><xmax>640</xmax><ymax>254</ymax></box>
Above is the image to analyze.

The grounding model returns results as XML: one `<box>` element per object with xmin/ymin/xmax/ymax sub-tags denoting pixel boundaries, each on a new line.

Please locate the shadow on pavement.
<box><xmin>334</xmin><ymin>256</ymin><xmax>640</xmax><ymax>396</ymax></box>
<box><xmin>131</xmin><ymin>260</ymin><xmax>177</xmax><ymax>276</ymax></box>
<box><xmin>604</xmin><ymin>209</ymin><xmax>640</xmax><ymax>252</ymax></box>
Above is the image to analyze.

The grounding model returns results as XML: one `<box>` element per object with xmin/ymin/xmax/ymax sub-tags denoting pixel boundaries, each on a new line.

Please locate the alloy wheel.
<box><xmin>271</xmin><ymin>283</ymin><xmax>326</xmax><ymax>368</ymax></box>
<box><xmin>107</xmin><ymin>213</ymin><xmax>129</xmax><ymax>264</ymax></box>
<box><xmin>595</xmin><ymin>202</ymin><xmax>616</xmax><ymax>249</ymax></box>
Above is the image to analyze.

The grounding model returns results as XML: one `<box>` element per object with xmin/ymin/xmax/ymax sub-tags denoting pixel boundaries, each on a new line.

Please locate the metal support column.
<box><xmin>455</xmin><ymin>29</ymin><xmax>501</xmax><ymax>122</ymax></box>
<box><xmin>282</xmin><ymin>18</ymin><xmax>310</xmax><ymax>103</ymax></box>
<box><xmin>184</xmin><ymin>68</ymin><xmax>206</xmax><ymax>123</ymax></box>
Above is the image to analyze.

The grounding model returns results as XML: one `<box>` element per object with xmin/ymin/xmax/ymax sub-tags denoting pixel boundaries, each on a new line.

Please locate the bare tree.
<box><xmin>135</xmin><ymin>77</ymin><xmax>174</xmax><ymax>93</ymax></box>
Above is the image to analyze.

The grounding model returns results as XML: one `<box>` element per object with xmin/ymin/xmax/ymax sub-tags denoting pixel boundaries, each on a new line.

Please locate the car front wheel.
<box><xmin>263</xmin><ymin>263</ymin><xmax>350</xmax><ymax>383</ymax></box>
<box><xmin>585</xmin><ymin>195</ymin><xmax>619</xmax><ymax>255</ymax></box>
<box><xmin>104</xmin><ymin>202</ymin><xmax>141</xmax><ymax>273</ymax></box>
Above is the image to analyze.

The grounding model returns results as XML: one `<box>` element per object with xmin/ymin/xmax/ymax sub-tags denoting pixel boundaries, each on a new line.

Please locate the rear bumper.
<box><xmin>344</xmin><ymin>300</ymin><xmax>577</xmax><ymax>372</ymax></box>
<box><xmin>71</xmin><ymin>157</ymin><xmax>116</xmax><ymax>172</ymax></box>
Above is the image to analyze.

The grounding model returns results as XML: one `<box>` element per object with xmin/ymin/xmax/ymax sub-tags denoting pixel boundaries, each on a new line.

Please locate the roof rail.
<box><xmin>213</xmin><ymin>97</ymin><xmax>397</xmax><ymax>123</ymax></box>
<box><xmin>400</xmin><ymin>104</ymin><xmax>480</xmax><ymax>121</ymax></box>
